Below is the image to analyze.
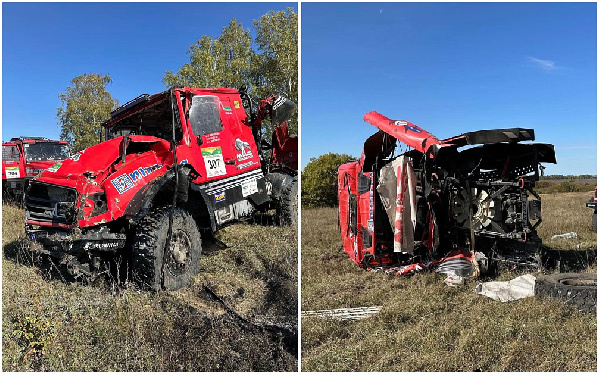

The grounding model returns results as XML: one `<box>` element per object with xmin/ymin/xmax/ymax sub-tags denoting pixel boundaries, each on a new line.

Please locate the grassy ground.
<box><xmin>2</xmin><ymin>204</ymin><xmax>298</xmax><ymax>371</ymax></box>
<box><xmin>301</xmin><ymin>191</ymin><xmax>596</xmax><ymax>371</ymax></box>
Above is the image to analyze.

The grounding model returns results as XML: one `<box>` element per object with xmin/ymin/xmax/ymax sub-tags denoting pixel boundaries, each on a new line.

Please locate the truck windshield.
<box><xmin>23</xmin><ymin>143</ymin><xmax>69</xmax><ymax>161</ymax></box>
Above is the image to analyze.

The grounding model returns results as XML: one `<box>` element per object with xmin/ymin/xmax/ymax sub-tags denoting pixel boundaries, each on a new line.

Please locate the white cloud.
<box><xmin>526</xmin><ymin>56</ymin><xmax>559</xmax><ymax>71</ymax></box>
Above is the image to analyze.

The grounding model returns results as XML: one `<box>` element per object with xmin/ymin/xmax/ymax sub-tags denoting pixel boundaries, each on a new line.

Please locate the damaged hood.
<box><xmin>35</xmin><ymin>136</ymin><xmax>172</xmax><ymax>188</ymax></box>
<box><xmin>363</xmin><ymin>111</ymin><xmax>443</xmax><ymax>155</ymax></box>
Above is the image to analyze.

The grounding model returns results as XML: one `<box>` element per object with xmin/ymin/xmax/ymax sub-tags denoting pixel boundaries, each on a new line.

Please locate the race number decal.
<box><xmin>5</xmin><ymin>167</ymin><xmax>20</xmax><ymax>179</ymax></box>
<box><xmin>201</xmin><ymin>147</ymin><xmax>227</xmax><ymax>178</ymax></box>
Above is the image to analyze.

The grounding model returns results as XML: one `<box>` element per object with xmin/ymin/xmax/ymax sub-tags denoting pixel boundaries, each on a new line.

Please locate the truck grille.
<box><xmin>25</xmin><ymin>182</ymin><xmax>78</xmax><ymax>225</ymax></box>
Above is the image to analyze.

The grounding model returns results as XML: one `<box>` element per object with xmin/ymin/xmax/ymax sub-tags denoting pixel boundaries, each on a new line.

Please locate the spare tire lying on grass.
<box><xmin>535</xmin><ymin>273</ymin><xmax>597</xmax><ymax>314</ymax></box>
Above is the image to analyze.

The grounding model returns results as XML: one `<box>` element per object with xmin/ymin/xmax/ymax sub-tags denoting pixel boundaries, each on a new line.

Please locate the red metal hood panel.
<box><xmin>34</xmin><ymin>136</ymin><xmax>171</xmax><ymax>188</ymax></box>
<box><xmin>363</xmin><ymin>111</ymin><xmax>442</xmax><ymax>155</ymax></box>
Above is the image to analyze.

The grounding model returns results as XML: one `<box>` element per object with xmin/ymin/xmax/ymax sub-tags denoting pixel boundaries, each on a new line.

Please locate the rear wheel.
<box><xmin>277</xmin><ymin>176</ymin><xmax>298</xmax><ymax>226</ymax></box>
<box><xmin>132</xmin><ymin>207</ymin><xmax>201</xmax><ymax>291</ymax></box>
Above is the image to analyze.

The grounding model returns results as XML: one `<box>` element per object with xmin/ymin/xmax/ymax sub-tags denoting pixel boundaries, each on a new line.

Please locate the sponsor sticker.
<box><xmin>405</xmin><ymin>125</ymin><xmax>422</xmax><ymax>133</ymax></box>
<box><xmin>111</xmin><ymin>174</ymin><xmax>135</xmax><ymax>194</ymax></box>
<box><xmin>214</xmin><ymin>191</ymin><xmax>226</xmax><ymax>203</ymax></box>
<box><xmin>233</xmin><ymin>100</ymin><xmax>240</xmax><ymax>109</ymax></box>
<box><xmin>203</xmin><ymin>133</ymin><xmax>220</xmax><ymax>143</ymax></box>
<box><xmin>234</xmin><ymin>138</ymin><xmax>253</xmax><ymax>161</ymax></box>
<box><xmin>237</xmin><ymin>161</ymin><xmax>258</xmax><ymax>170</ymax></box>
<box><xmin>241</xmin><ymin>179</ymin><xmax>258</xmax><ymax>197</ymax></box>
<box><xmin>223</xmin><ymin>106</ymin><xmax>232</xmax><ymax>113</ymax></box>
<box><xmin>70</xmin><ymin>151</ymin><xmax>84</xmax><ymax>161</ymax></box>
<box><xmin>26</xmin><ymin>168</ymin><xmax>43</xmax><ymax>176</ymax></box>
<box><xmin>111</xmin><ymin>164</ymin><xmax>161</xmax><ymax>194</ymax></box>
<box><xmin>201</xmin><ymin>147</ymin><xmax>227</xmax><ymax>178</ymax></box>
<box><xmin>369</xmin><ymin>188</ymin><xmax>374</xmax><ymax>220</ymax></box>
<box><xmin>394</xmin><ymin>120</ymin><xmax>408</xmax><ymax>126</ymax></box>
<box><xmin>47</xmin><ymin>163</ymin><xmax>62</xmax><ymax>173</ymax></box>
<box><xmin>5</xmin><ymin>166</ymin><xmax>20</xmax><ymax>179</ymax></box>
<box><xmin>272</xmin><ymin>95</ymin><xmax>287</xmax><ymax>110</ymax></box>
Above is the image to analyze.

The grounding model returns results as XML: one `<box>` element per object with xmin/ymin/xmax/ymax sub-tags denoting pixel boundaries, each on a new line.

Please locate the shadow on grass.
<box><xmin>543</xmin><ymin>246</ymin><xmax>597</xmax><ymax>272</ymax></box>
<box><xmin>3</xmin><ymin>238</ymin><xmax>79</xmax><ymax>285</ymax></box>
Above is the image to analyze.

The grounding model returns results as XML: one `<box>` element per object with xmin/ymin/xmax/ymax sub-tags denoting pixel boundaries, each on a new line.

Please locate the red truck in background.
<box><xmin>2</xmin><ymin>137</ymin><xmax>70</xmax><ymax>203</ymax></box>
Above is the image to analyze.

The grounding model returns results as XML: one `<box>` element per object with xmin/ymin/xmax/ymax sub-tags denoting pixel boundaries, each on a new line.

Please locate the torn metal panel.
<box><xmin>363</xmin><ymin>111</ymin><xmax>442</xmax><ymax>155</ymax></box>
<box><xmin>442</xmin><ymin>128</ymin><xmax>536</xmax><ymax>146</ymax></box>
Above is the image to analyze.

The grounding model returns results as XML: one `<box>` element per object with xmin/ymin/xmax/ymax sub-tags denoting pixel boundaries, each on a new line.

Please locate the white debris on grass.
<box><xmin>551</xmin><ymin>232</ymin><xmax>578</xmax><ymax>240</ymax></box>
<box><xmin>476</xmin><ymin>274</ymin><xmax>536</xmax><ymax>302</ymax></box>
<box><xmin>444</xmin><ymin>275</ymin><xmax>467</xmax><ymax>286</ymax></box>
<box><xmin>301</xmin><ymin>306</ymin><xmax>382</xmax><ymax>320</ymax></box>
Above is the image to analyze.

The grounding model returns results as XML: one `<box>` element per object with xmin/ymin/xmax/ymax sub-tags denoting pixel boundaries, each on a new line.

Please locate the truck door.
<box><xmin>187</xmin><ymin>94</ymin><xmax>261</xmax><ymax>182</ymax></box>
<box><xmin>2</xmin><ymin>144</ymin><xmax>22</xmax><ymax>180</ymax></box>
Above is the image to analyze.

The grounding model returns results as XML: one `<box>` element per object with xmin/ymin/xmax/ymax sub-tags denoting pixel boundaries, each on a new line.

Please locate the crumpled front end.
<box><xmin>24</xmin><ymin>135</ymin><xmax>173</xmax><ymax>275</ymax></box>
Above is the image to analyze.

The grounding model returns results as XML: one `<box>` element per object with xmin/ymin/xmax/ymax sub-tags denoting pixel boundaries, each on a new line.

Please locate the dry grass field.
<box><xmin>301</xmin><ymin>190</ymin><xmax>596</xmax><ymax>371</ymax></box>
<box><xmin>2</xmin><ymin>204</ymin><xmax>298</xmax><ymax>371</ymax></box>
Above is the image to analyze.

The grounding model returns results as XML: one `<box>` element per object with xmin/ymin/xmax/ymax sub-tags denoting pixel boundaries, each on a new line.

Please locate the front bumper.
<box><xmin>26</xmin><ymin>225</ymin><xmax>126</xmax><ymax>255</ymax></box>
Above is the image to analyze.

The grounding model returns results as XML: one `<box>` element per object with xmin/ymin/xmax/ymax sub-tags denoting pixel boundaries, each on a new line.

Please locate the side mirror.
<box><xmin>271</xmin><ymin>96</ymin><xmax>296</xmax><ymax>126</ymax></box>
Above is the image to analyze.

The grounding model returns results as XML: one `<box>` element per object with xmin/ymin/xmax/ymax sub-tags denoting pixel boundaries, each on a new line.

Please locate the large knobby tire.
<box><xmin>535</xmin><ymin>273</ymin><xmax>597</xmax><ymax>314</ymax></box>
<box><xmin>278</xmin><ymin>176</ymin><xmax>298</xmax><ymax>226</ymax></box>
<box><xmin>132</xmin><ymin>207</ymin><xmax>201</xmax><ymax>291</ymax></box>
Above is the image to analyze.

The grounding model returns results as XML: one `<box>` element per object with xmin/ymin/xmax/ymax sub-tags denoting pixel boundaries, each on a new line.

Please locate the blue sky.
<box><xmin>2</xmin><ymin>2</ymin><xmax>295</xmax><ymax>141</ymax></box>
<box><xmin>301</xmin><ymin>2</ymin><xmax>597</xmax><ymax>176</ymax></box>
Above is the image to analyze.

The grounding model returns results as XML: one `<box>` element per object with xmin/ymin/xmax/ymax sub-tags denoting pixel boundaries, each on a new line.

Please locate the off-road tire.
<box><xmin>278</xmin><ymin>176</ymin><xmax>298</xmax><ymax>226</ymax></box>
<box><xmin>132</xmin><ymin>207</ymin><xmax>201</xmax><ymax>291</ymax></box>
<box><xmin>535</xmin><ymin>273</ymin><xmax>597</xmax><ymax>314</ymax></box>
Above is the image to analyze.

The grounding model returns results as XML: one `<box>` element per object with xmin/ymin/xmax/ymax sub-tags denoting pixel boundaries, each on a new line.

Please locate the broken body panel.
<box><xmin>339</xmin><ymin>112</ymin><xmax>556</xmax><ymax>271</ymax></box>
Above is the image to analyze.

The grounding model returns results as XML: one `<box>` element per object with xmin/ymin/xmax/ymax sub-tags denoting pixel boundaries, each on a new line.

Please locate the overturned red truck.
<box><xmin>339</xmin><ymin>112</ymin><xmax>556</xmax><ymax>276</ymax></box>
<box><xmin>2</xmin><ymin>137</ymin><xmax>69</xmax><ymax>202</ymax></box>
<box><xmin>25</xmin><ymin>87</ymin><xmax>297</xmax><ymax>290</ymax></box>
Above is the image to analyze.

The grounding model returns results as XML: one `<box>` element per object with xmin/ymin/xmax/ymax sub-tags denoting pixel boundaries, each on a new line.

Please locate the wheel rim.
<box><xmin>560</xmin><ymin>277</ymin><xmax>597</xmax><ymax>287</ymax></box>
<box><xmin>166</xmin><ymin>230</ymin><xmax>192</xmax><ymax>276</ymax></box>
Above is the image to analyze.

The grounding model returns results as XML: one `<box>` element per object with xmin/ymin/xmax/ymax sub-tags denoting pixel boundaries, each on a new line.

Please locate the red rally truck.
<box><xmin>25</xmin><ymin>87</ymin><xmax>297</xmax><ymax>290</ymax></box>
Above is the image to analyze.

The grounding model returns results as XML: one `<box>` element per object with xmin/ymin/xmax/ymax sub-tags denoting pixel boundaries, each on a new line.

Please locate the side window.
<box><xmin>2</xmin><ymin>145</ymin><xmax>19</xmax><ymax>161</ymax></box>
<box><xmin>189</xmin><ymin>95</ymin><xmax>223</xmax><ymax>136</ymax></box>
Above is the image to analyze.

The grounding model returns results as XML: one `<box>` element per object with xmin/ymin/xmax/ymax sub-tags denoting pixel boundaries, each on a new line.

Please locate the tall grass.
<box><xmin>301</xmin><ymin>191</ymin><xmax>596</xmax><ymax>371</ymax></box>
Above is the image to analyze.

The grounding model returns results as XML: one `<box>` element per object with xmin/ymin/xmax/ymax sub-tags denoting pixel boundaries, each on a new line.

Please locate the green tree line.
<box><xmin>57</xmin><ymin>8</ymin><xmax>297</xmax><ymax>152</ymax></box>
<box><xmin>301</xmin><ymin>153</ymin><xmax>356</xmax><ymax>208</ymax></box>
